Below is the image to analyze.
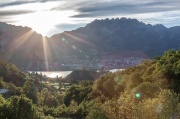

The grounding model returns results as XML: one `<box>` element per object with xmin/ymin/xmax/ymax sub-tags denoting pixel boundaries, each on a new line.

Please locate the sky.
<box><xmin>0</xmin><ymin>0</ymin><xmax>180</xmax><ymax>37</ymax></box>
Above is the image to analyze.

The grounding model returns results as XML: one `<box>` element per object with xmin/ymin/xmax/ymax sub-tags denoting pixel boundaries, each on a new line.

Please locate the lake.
<box><xmin>29</xmin><ymin>69</ymin><xmax>124</xmax><ymax>78</ymax></box>
<box><xmin>29</xmin><ymin>71</ymin><xmax>72</xmax><ymax>78</ymax></box>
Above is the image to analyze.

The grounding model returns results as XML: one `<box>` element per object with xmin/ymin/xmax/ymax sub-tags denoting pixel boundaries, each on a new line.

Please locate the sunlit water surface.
<box><xmin>29</xmin><ymin>69</ymin><xmax>124</xmax><ymax>78</ymax></box>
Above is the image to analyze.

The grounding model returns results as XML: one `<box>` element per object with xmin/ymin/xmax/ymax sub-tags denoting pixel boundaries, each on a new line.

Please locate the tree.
<box><xmin>38</xmin><ymin>89</ymin><xmax>59</xmax><ymax>108</ymax></box>
<box><xmin>23</xmin><ymin>80</ymin><xmax>38</xmax><ymax>103</ymax></box>
<box><xmin>0</xmin><ymin>95</ymin><xmax>5</xmax><ymax>104</ymax></box>
<box><xmin>157</xmin><ymin>50</ymin><xmax>180</xmax><ymax>93</ymax></box>
<box><xmin>64</xmin><ymin>85</ymin><xmax>92</xmax><ymax>106</ymax></box>
<box><xmin>85</xmin><ymin>100</ymin><xmax>108</xmax><ymax>119</ymax></box>
<box><xmin>66</xmin><ymin>100</ymin><xmax>78</xmax><ymax>115</ymax></box>
<box><xmin>0</xmin><ymin>61</ymin><xmax>27</xmax><ymax>86</ymax></box>
<box><xmin>0</xmin><ymin>95</ymin><xmax>35</xmax><ymax>119</ymax></box>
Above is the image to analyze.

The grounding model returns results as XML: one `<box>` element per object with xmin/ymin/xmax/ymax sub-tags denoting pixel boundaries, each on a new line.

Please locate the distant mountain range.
<box><xmin>0</xmin><ymin>18</ymin><xmax>180</xmax><ymax>70</ymax></box>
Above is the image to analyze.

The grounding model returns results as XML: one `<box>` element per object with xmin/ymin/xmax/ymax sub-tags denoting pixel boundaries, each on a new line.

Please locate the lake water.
<box><xmin>29</xmin><ymin>71</ymin><xmax>72</xmax><ymax>78</ymax></box>
<box><xmin>29</xmin><ymin>69</ymin><xmax>124</xmax><ymax>78</ymax></box>
<box><xmin>109</xmin><ymin>69</ymin><xmax>124</xmax><ymax>73</ymax></box>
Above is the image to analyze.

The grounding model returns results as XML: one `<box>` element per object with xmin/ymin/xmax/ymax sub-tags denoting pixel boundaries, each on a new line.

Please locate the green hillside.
<box><xmin>90</xmin><ymin>49</ymin><xmax>180</xmax><ymax>118</ymax></box>
<box><xmin>0</xmin><ymin>61</ymin><xmax>28</xmax><ymax>86</ymax></box>
<box><xmin>1</xmin><ymin>50</ymin><xmax>180</xmax><ymax>119</ymax></box>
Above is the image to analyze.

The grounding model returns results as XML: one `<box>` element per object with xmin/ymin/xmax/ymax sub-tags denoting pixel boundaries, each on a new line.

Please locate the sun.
<box><xmin>31</xmin><ymin>23</ymin><xmax>51</xmax><ymax>36</ymax></box>
<box><xmin>16</xmin><ymin>11</ymin><xmax>56</xmax><ymax>36</ymax></box>
<box><xmin>15</xmin><ymin>11</ymin><xmax>72</xmax><ymax>36</ymax></box>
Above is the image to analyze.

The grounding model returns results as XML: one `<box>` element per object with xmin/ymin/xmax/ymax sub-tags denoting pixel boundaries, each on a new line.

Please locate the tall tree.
<box><xmin>23</xmin><ymin>80</ymin><xmax>38</xmax><ymax>103</ymax></box>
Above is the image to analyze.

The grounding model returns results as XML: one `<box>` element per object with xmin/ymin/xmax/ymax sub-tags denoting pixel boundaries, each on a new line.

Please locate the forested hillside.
<box><xmin>1</xmin><ymin>50</ymin><xmax>180</xmax><ymax>118</ymax></box>
<box><xmin>0</xmin><ymin>61</ymin><xmax>28</xmax><ymax>86</ymax></box>
<box><xmin>89</xmin><ymin>50</ymin><xmax>180</xmax><ymax>118</ymax></box>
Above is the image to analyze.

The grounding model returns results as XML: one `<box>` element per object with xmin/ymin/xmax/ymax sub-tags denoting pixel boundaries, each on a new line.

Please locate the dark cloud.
<box><xmin>0</xmin><ymin>0</ymin><xmax>60</xmax><ymax>8</ymax></box>
<box><xmin>72</xmin><ymin>1</ymin><xmax>180</xmax><ymax>17</ymax></box>
<box><xmin>71</xmin><ymin>3</ymin><xmax>137</xmax><ymax>18</ymax></box>
<box><xmin>50</xmin><ymin>0</ymin><xmax>180</xmax><ymax>18</ymax></box>
<box><xmin>76</xmin><ymin>2</ymin><xmax>134</xmax><ymax>13</ymax></box>
<box><xmin>0</xmin><ymin>1</ymin><xmax>35</xmax><ymax>8</ymax></box>
<box><xmin>1</xmin><ymin>0</ymin><xmax>180</xmax><ymax>18</ymax></box>
<box><xmin>0</xmin><ymin>10</ymin><xmax>34</xmax><ymax>16</ymax></box>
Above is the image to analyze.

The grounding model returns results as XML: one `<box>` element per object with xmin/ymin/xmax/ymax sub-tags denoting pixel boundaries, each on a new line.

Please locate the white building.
<box><xmin>0</xmin><ymin>89</ymin><xmax>9</xmax><ymax>94</ymax></box>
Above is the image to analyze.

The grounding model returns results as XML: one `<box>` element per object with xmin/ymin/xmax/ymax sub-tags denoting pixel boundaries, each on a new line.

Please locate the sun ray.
<box><xmin>3</xmin><ymin>29</ymin><xmax>34</xmax><ymax>60</ymax></box>
<box><xmin>42</xmin><ymin>36</ymin><xmax>50</xmax><ymax>71</ymax></box>
<box><xmin>62</xmin><ymin>32</ymin><xmax>95</xmax><ymax>47</ymax></box>
<box><xmin>14</xmin><ymin>30</ymin><xmax>34</xmax><ymax>46</ymax></box>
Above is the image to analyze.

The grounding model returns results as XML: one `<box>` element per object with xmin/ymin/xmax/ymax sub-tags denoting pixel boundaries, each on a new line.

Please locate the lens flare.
<box><xmin>62</xmin><ymin>37</ymin><xmax>65</xmax><ymax>41</ymax></box>
<box><xmin>135</xmin><ymin>93</ymin><xmax>141</xmax><ymax>99</ymax></box>
<box><xmin>62</xmin><ymin>32</ymin><xmax>95</xmax><ymax>47</ymax></box>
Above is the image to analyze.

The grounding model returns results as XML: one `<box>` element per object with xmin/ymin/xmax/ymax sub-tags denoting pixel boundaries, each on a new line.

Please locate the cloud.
<box><xmin>1</xmin><ymin>0</ymin><xmax>180</xmax><ymax>36</ymax></box>
<box><xmin>71</xmin><ymin>3</ymin><xmax>137</xmax><ymax>18</ymax></box>
<box><xmin>51</xmin><ymin>1</ymin><xmax>96</xmax><ymax>11</ymax></box>
<box><xmin>0</xmin><ymin>10</ymin><xmax>34</xmax><ymax>16</ymax></box>
<box><xmin>50</xmin><ymin>0</ymin><xmax>180</xmax><ymax>18</ymax></box>
<box><xmin>0</xmin><ymin>1</ymin><xmax>35</xmax><ymax>8</ymax></box>
<box><xmin>0</xmin><ymin>0</ymin><xmax>60</xmax><ymax>8</ymax></box>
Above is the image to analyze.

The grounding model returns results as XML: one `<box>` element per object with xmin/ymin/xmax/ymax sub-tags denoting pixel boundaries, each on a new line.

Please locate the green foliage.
<box><xmin>92</xmin><ymin>72</ymin><xmax>125</xmax><ymax>99</ymax></box>
<box><xmin>38</xmin><ymin>89</ymin><xmax>59</xmax><ymax>108</ymax></box>
<box><xmin>23</xmin><ymin>80</ymin><xmax>38</xmax><ymax>103</ymax></box>
<box><xmin>0</xmin><ymin>95</ymin><xmax>34</xmax><ymax>119</ymax></box>
<box><xmin>157</xmin><ymin>50</ymin><xmax>180</xmax><ymax>93</ymax></box>
<box><xmin>8</xmin><ymin>83</ymin><xmax>22</xmax><ymax>96</ymax></box>
<box><xmin>2</xmin><ymin>49</ymin><xmax>180</xmax><ymax>119</ymax></box>
<box><xmin>0</xmin><ymin>78</ymin><xmax>23</xmax><ymax>98</ymax></box>
<box><xmin>0</xmin><ymin>95</ymin><xmax>54</xmax><ymax>119</ymax></box>
<box><xmin>66</xmin><ymin>100</ymin><xmax>78</xmax><ymax>114</ymax></box>
<box><xmin>79</xmin><ymin>80</ymin><xmax>93</xmax><ymax>87</ymax></box>
<box><xmin>85</xmin><ymin>100</ymin><xmax>109</xmax><ymax>119</ymax></box>
<box><xmin>89</xmin><ymin>50</ymin><xmax>180</xmax><ymax>118</ymax></box>
<box><xmin>0</xmin><ymin>61</ymin><xmax>28</xmax><ymax>86</ymax></box>
<box><xmin>53</xmin><ymin>104</ymin><xmax>67</xmax><ymax>117</ymax></box>
<box><xmin>64</xmin><ymin>84</ymin><xmax>92</xmax><ymax>106</ymax></box>
<box><xmin>132</xmin><ymin>82</ymin><xmax>160</xmax><ymax>100</ymax></box>
<box><xmin>0</xmin><ymin>95</ymin><xmax>5</xmax><ymax>104</ymax></box>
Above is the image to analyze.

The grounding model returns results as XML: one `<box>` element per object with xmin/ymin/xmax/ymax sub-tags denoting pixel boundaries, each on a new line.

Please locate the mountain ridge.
<box><xmin>1</xmin><ymin>17</ymin><xmax>180</xmax><ymax>70</ymax></box>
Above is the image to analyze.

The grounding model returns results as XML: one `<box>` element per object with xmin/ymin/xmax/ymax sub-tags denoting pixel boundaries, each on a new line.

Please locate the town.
<box><xmin>18</xmin><ymin>55</ymin><xmax>147</xmax><ymax>71</ymax></box>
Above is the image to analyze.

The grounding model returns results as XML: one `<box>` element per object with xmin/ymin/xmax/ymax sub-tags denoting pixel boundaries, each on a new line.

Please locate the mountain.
<box><xmin>0</xmin><ymin>22</ymin><xmax>50</xmax><ymax>69</ymax></box>
<box><xmin>1</xmin><ymin>18</ymin><xmax>180</xmax><ymax>70</ymax></box>
<box><xmin>50</xmin><ymin>18</ymin><xmax>174</xmax><ymax>58</ymax></box>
